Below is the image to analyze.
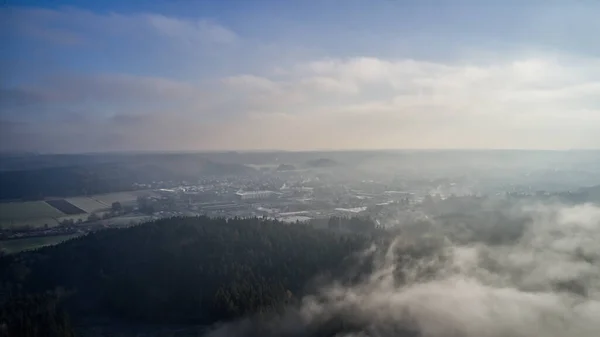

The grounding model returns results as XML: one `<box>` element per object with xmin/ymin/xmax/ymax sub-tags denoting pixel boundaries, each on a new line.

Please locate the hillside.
<box><xmin>305</xmin><ymin>158</ymin><xmax>338</xmax><ymax>168</ymax></box>
<box><xmin>0</xmin><ymin>217</ymin><xmax>370</xmax><ymax>333</ymax></box>
<box><xmin>0</xmin><ymin>154</ymin><xmax>255</xmax><ymax>200</ymax></box>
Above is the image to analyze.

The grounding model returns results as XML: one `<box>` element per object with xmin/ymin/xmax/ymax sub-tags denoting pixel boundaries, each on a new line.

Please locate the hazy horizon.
<box><xmin>4</xmin><ymin>148</ymin><xmax>600</xmax><ymax>156</ymax></box>
<box><xmin>3</xmin><ymin>1</ymin><xmax>600</xmax><ymax>152</ymax></box>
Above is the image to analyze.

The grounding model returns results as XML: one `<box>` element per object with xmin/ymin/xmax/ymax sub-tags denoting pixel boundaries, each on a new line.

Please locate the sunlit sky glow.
<box><xmin>2</xmin><ymin>0</ymin><xmax>600</xmax><ymax>152</ymax></box>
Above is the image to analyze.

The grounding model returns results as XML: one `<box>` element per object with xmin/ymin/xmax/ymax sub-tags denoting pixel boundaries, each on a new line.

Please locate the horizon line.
<box><xmin>2</xmin><ymin>148</ymin><xmax>600</xmax><ymax>156</ymax></box>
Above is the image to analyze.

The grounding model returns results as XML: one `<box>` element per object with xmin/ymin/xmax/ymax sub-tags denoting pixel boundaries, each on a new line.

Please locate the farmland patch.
<box><xmin>0</xmin><ymin>233</ymin><xmax>83</xmax><ymax>254</ymax></box>
<box><xmin>65</xmin><ymin>197</ymin><xmax>108</xmax><ymax>213</ymax></box>
<box><xmin>46</xmin><ymin>199</ymin><xmax>86</xmax><ymax>215</ymax></box>
<box><xmin>0</xmin><ymin>201</ymin><xmax>64</xmax><ymax>221</ymax></box>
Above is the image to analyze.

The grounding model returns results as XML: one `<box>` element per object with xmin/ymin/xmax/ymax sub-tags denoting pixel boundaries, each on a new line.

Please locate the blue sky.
<box><xmin>2</xmin><ymin>0</ymin><xmax>600</xmax><ymax>152</ymax></box>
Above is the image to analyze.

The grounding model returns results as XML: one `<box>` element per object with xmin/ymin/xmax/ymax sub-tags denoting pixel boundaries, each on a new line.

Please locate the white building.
<box><xmin>235</xmin><ymin>190</ymin><xmax>277</xmax><ymax>200</ymax></box>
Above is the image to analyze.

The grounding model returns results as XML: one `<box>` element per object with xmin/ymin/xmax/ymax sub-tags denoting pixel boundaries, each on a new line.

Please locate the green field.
<box><xmin>0</xmin><ymin>201</ymin><xmax>65</xmax><ymax>229</ymax></box>
<box><xmin>0</xmin><ymin>233</ymin><xmax>82</xmax><ymax>254</ymax></box>
<box><xmin>0</xmin><ymin>201</ymin><xmax>65</xmax><ymax>220</ymax></box>
<box><xmin>0</xmin><ymin>190</ymin><xmax>157</xmax><ymax>229</ymax></box>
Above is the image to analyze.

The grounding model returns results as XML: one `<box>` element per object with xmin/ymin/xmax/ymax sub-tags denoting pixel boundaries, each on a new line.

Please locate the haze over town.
<box><xmin>2</xmin><ymin>1</ymin><xmax>600</xmax><ymax>337</ymax></box>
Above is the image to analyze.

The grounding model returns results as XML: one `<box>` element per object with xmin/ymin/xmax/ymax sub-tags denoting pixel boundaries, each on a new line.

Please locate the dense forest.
<box><xmin>0</xmin><ymin>216</ymin><xmax>374</xmax><ymax>335</ymax></box>
<box><xmin>0</xmin><ymin>293</ymin><xmax>75</xmax><ymax>337</ymax></box>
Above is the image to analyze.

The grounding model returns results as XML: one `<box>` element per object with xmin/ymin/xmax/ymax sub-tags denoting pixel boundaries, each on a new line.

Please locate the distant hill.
<box><xmin>582</xmin><ymin>184</ymin><xmax>600</xmax><ymax>201</ymax></box>
<box><xmin>562</xmin><ymin>184</ymin><xmax>600</xmax><ymax>204</ymax></box>
<box><xmin>306</xmin><ymin>158</ymin><xmax>338</xmax><ymax>168</ymax></box>
<box><xmin>0</xmin><ymin>153</ymin><xmax>255</xmax><ymax>200</ymax></box>
<box><xmin>276</xmin><ymin>163</ymin><xmax>296</xmax><ymax>171</ymax></box>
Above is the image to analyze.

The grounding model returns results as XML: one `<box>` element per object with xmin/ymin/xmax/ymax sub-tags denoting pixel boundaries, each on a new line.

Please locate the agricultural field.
<box><xmin>0</xmin><ymin>201</ymin><xmax>65</xmax><ymax>229</ymax></box>
<box><xmin>0</xmin><ymin>233</ymin><xmax>83</xmax><ymax>254</ymax></box>
<box><xmin>65</xmin><ymin>196</ymin><xmax>109</xmax><ymax>213</ymax></box>
<box><xmin>92</xmin><ymin>190</ymin><xmax>156</xmax><ymax>205</ymax></box>
<box><xmin>46</xmin><ymin>199</ymin><xmax>86</xmax><ymax>215</ymax></box>
<box><xmin>0</xmin><ymin>190</ymin><xmax>157</xmax><ymax>229</ymax></box>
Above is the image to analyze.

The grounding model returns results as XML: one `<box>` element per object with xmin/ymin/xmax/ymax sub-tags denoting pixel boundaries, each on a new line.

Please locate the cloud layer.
<box><xmin>206</xmin><ymin>203</ymin><xmax>600</xmax><ymax>337</ymax></box>
<box><xmin>3</xmin><ymin>55</ymin><xmax>600</xmax><ymax>152</ymax></box>
<box><xmin>2</xmin><ymin>5</ymin><xmax>600</xmax><ymax>152</ymax></box>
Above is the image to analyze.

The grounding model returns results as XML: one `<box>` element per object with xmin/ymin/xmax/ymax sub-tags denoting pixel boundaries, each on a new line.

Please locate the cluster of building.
<box><xmin>135</xmin><ymin>173</ymin><xmax>426</xmax><ymax>227</ymax></box>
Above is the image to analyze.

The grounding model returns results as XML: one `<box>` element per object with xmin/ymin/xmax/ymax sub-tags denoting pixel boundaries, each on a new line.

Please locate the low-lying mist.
<box><xmin>207</xmin><ymin>203</ymin><xmax>600</xmax><ymax>337</ymax></box>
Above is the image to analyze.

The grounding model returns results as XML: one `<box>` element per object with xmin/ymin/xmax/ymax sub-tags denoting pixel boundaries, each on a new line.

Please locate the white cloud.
<box><xmin>246</xmin><ymin>56</ymin><xmax>600</xmax><ymax>116</ymax></box>
<box><xmin>3</xmin><ymin>3</ymin><xmax>600</xmax><ymax>152</ymax></box>
<box><xmin>4</xmin><ymin>54</ymin><xmax>600</xmax><ymax>152</ymax></box>
<box><xmin>208</xmin><ymin>203</ymin><xmax>600</xmax><ymax>337</ymax></box>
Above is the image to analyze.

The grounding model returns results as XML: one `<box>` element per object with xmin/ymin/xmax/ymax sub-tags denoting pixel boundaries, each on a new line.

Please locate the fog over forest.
<box><xmin>3</xmin><ymin>1</ymin><xmax>600</xmax><ymax>336</ymax></box>
<box><xmin>1</xmin><ymin>151</ymin><xmax>600</xmax><ymax>337</ymax></box>
<box><xmin>208</xmin><ymin>203</ymin><xmax>600</xmax><ymax>337</ymax></box>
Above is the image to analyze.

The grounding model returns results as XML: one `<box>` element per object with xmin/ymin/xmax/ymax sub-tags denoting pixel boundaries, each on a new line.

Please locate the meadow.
<box><xmin>0</xmin><ymin>233</ymin><xmax>82</xmax><ymax>254</ymax></box>
<box><xmin>0</xmin><ymin>201</ymin><xmax>65</xmax><ymax>220</ymax></box>
<box><xmin>65</xmin><ymin>196</ymin><xmax>109</xmax><ymax>213</ymax></box>
<box><xmin>0</xmin><ymin>202</ymin><xmax>65</xmax><ymax>228</ymax></box>
<box><xmin>0</xmin><ymin>190</ymin><xmax>157</xmax><ymax>229</ymax></box>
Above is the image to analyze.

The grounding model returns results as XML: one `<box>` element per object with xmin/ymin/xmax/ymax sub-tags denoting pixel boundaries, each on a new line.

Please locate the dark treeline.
<box><xmin>0</xmin><ymin>165</ymin><xmax>131</xmax><ymax>200</ymax></box>
<box><xmin>0</xmin><ymin>293</ymin><xmax>75</xmax><ymax>337</ymax></box>
<box><xmin>326</xmin><ymin>216</ymin><xmax>378</xmax><ymax>232</ymax></box>
<box><xmin>0</xmin><ymin>155</ymin><xmax>255</xmax><ymax>200</ymax></box>
<box><xmin>0</xmin><ymin>216</ymin><xmax>374</xmax><ymax>334</ymax></box>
